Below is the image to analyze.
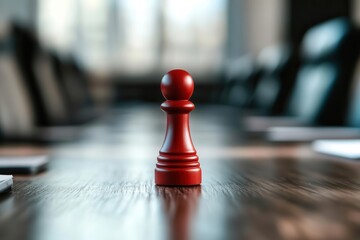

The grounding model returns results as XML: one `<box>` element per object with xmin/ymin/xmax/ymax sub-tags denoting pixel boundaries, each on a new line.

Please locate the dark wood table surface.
<box><xmin>0</xmin><ymin>104</ymin><xmax>359</xmax><ymax>240</ymax></box>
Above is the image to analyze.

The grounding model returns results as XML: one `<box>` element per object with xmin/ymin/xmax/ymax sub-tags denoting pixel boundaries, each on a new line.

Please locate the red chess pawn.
<box><xmin>155</xmin><ymin>69</ymin><xmax>202</xmax><ymax>186</ymax></box>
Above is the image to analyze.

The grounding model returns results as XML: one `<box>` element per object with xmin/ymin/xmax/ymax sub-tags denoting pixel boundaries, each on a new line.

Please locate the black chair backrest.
<box><xmin>0</xmin><ymin>30</ymin><xmax>35</xmax><ymax>138</ymax></box>
<box><xmin>49</xmin><ymin>53</ymin><xmax>95</xmax><ymax>122</ymax></box>
<box><xmin>11</xmin><ymin>23</ymin><xmax>70</xmax><ymax>126</ymax></box>
<box><xmin>286</xmin><ymin>17</ymin><xmax>359</xmax><ymax>126</ymax></box>
<box><xmin>221</xmin><ymin>56</ymin><xmax>262</xmax><ymax>107</ymax></box>
<box><xmin>252</xmin><ymin>45</ymin><xmax>298</xmax><ymax>116</ymax></box>
<box><xmin>346</xmin><ymin>60</ymin><xmax>360</xmax><ymax>128</ymax></box>
<box><xmin>10</xmin><ymin>23</ymin><xmax>50</xmax><ymax>126</ymax></box>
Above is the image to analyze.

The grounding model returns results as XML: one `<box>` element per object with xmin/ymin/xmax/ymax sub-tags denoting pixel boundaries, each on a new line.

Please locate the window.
<box><xmin>38</xmin><ymin>0</ymin><xmax>227</xmax><ymax>79</ymax></box>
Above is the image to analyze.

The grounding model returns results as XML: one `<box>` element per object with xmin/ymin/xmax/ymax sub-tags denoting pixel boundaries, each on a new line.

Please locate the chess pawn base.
<box><xmin>155</xmin><ymin>153</ymin><xmax>201</xmax><ymax>186</ymax></box>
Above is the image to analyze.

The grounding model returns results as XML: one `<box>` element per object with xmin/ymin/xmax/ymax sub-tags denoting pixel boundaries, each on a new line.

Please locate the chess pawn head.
<box><xmin>161</xmin><ymin>69</ymin><xmax>194</xmax><ymax>100</ymax></box>
<box><xmin>155</xmin><ymin>69</ymin><xmax>202</xmax><ymax>186</ymax></box>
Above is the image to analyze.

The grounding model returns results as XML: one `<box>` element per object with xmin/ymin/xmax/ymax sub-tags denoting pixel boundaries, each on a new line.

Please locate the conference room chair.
<box><xmin>341</xmin><ymin>58</ymin><xmax>360</xmax><ymax>128</ymax></box>
<box><xmin>0</xmin><ymin>23</ymin><xmax>96</xmax><ymax>143</ymax></box>
<box><xmin>252</xmin><ymin>44</ymin><xmax>299</xmax><ymax>116</ymax></box>
<box><xmin>49</xmin><ymin>54</ymin><xmax>96</xmax><ymax>124</ymax></box>
<box><xmin>221</xmin><ymin>55</ymin><xmax>262</xmax><ymax>108</ymax></box>
<box><xmin>0</xmin><ymin>26</ymin><xmax>36</xmax><ymax>140</ymax></box>
<box><xmin>286</xmin><ymin>17</ymin><xmax>359</xmax><ymax>126</ymax></box>
<box><xmin>10</xmin><ymin>23</ymin><xmax>70</xmax><ymax>127</ymax></box>
<box><xmin>243</xmin><ymin>17</ymin><xmax>360</xmax><ymax>136</ymax></box>
<box><xmin>12</xmin><ymin>23</ymin><xmax>96</xmax><ymax>127</ymax></box>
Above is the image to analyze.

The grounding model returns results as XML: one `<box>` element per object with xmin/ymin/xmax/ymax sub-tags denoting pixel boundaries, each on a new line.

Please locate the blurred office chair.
<box><xmin>11</xmin><ymin>23</ymin><xmax>70</xmax><ymax>126</ymax></box>
<box><xmin>245</xmin><ymin>18</ymin><xmax>360</xmax><ymax>135</ymax></box>
<box><xmin>252</xmin><ymin>45</ymin><xmax>299</xmax><ymax>116</ymax></box>
<box><xmin>221</xmin><ymin>56</ymin><xmax>262</xmax><ymax>108</ymax></box>
<box><xmin>346</xmin><ymin>58</ymin><xmax>360</xmax><ymax>128</ymax></box>
<box><xmin>0</xmin><ymin>23</ymin><xmax>87</xmax><ymax>142</ymax></box>
<box><xmin>49</xmin><ymin>54</ymin><xmax>96</xmax><ymax>124</ymax></box>
<box><xmin>267</xmin><ymin>64</ymin><xmax>360</xmax><ymax>142</ymax></box>
<box><xmin>286</xmin><ymin>17</ymin><xmax>359</xmax><ymax>126</ymax></box>
<box><xmin>0</xmin><ymin>26</ymin><xmax>36</xmax><ymax>139</ymax></box>
<box><xmin>11</xmin><ymin>23</ymin><xmax>96</xmax><ymax>127</ymax></box>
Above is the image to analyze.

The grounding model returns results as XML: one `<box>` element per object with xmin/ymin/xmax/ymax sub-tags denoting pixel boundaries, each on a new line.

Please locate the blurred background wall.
<box><xmin>0</xmin><ymin>0</ymin><xmax>358</xmax><ymax>126</ymax></box>
<box><xmin>0</xmin><ymin>0</ymin><xmax>354</xmax><ymax>78</ymax></box>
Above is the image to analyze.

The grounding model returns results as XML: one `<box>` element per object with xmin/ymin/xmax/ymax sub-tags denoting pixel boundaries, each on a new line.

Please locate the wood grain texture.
<box><xmin>0</xmin><ymin>104</ymin><xmax>359</xmax><ymax>240</ymax></box>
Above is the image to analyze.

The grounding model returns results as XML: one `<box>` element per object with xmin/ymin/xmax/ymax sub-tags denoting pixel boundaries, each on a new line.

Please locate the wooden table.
<box><xmin>0</xmin><ymin>104</ymin><xmax>359</xmax><ymax>240</ymax></box>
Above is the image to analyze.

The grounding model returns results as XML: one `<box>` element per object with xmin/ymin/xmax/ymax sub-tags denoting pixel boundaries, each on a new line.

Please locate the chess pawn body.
<box><xmin>155</xmin><ymin>69</ymin><xmax>202</xmax><ymax>186</ymax></box>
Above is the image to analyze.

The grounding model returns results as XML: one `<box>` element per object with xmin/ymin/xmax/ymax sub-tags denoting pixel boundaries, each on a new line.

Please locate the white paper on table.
<box><xmin>312</xmin><ymin>140</ymin><xmax>360</xmax><ymax>159</ymax></box>
<box><xmin>0</xmin><ymin>175</ymin><xmax>13</xmax><ymax>193</ymax></box>
<box><xmin>267</xmin><ymin>127</ymin><xmax>360</xmax><ymax>142</ymax></box>
<box><xmin>0</xmin><ymin>155</ymin><xmax>48</xmax><ymax>174</ymax></box>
